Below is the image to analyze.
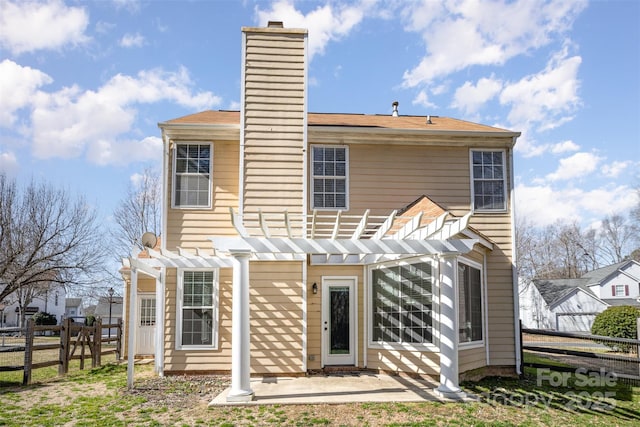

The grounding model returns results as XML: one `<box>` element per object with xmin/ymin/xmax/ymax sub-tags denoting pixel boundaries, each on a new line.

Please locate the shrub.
<box><xmin>32</xmin><ymin>312</ymin><xmax>58</xmax><ymax>326</ymax></box>
<box><xmin>84</xmin><ymin>315</ymin><xmax>96</xmax><ymax>326</ymax></box>
<box><xmin>591</xmin><ymin>306</ymin><xmax>640</xmax><ymax>351</ymax></box>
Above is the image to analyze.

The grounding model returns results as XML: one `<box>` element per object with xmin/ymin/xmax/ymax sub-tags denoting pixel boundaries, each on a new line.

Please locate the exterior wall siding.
<box><xmin>242</xmin><ymin>29</ymin><xmax>306</xmax><ymax>225</ymax></box>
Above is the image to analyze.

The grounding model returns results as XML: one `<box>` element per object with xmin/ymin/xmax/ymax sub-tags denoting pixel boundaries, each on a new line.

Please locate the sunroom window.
<box><xmin>371</xmin><ymin>261</ymin><xmax>434</xmax><ymax>345</ymax></box>
<box><xmin>458</xmin><ymin>261</ymin><xmax>483</xmax><ymax>344</ymax></box>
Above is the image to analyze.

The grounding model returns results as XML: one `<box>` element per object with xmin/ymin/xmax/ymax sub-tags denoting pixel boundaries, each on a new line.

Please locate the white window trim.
<box><xmin>367</xmin><ymin>256</ymin><xmax>439</xmax><ymax>352</ymax></box>
<box><xmin>310</xmin><ymin>144</ymin><xmax>349</xmax><ymax>211</ymax></box>
<box><xmin>458</xmin><ymin>256</ymin><xmax>485</xmax><ymax>349</ymax></box>
<box><xmin>171</xmin><ymin>142</ymin><xmax>213</xmax><ymax>210</ymax></box>
<box><xmin>176</xmin><ymin>268</ymin><xmax>219</xmax><ymax>350</ymax></box>
<box><xmin>614</xmin><ymin>284</ymin><xmax>626</xmax><ymax>297</ymax></box>
<box><xmin>469</xmin><ymin>149</ymin><xmax>508</xmax><ymax>213</ymax></box>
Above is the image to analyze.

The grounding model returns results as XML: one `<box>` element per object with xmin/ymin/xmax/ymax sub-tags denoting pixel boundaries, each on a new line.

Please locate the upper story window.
<box><xmin>173</xmin><ymin>143</ymin><xmax>212</xmax><ymax>208</ymax></box>
<box><xmin>312</xmin><ymin>146</ymin><xmax>348</xmax><ymax>210</ymax></box>
<box><xmin>470</xmin><ymin>150</ymin><xmax>506</xmax><ymax>211</ymax></box>
<box><xmin>613</xmin><ymin>284</ymin><xmax>628</xmax><ymax>297</ymax></box>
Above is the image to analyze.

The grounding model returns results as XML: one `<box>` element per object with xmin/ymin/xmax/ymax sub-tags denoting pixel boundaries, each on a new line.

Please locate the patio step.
<box><xmin>317</xmin><ymin>366</ymin><xmax>374</xmax><ymax>376</ymax></box>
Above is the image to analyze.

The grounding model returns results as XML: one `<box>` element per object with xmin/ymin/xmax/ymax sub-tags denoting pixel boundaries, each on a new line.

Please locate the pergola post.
<box><xmin>155</xmin><ymin>271</ymin><xmax>165</xmax><ymax>376</ymax></box>
<box><xmin>436</xmin><ymin>254</ymin><xmax>465</xmax><ymax>399</ymax></box>
<box><xmin>127</xmin><ymin>267</ymin><xmax>138</xmax><ymax>389</ymax></box>
<box><xmin>226</xmin><ymin>249</ymin><xmax>254</xmax><ymax>402</ymax></box>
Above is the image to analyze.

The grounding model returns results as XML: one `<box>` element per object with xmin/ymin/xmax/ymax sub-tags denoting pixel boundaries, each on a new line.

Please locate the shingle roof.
<box><xmin>601</xmin><ymin>298</ymin><xmax>640</xmax><ymax>307</ymax></box>
<box><xmin>162</xmin><ymin>110</ymin><xmax>518</xmax><ymax>134</ymax></box>
<box><xmin>532</xmin><ymin>278</ymin><xmax>592</xmax><ymax>306</ymax></box>
<box><xmin>581</xmin><ymin>261</ymin><xmax>632</xmax><ymax>285</ymax></box>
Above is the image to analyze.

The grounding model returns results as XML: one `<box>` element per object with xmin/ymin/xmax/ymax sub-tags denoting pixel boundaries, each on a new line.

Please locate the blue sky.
<box><xmin>0</xmin><ymin>0</ymin><xmax>638</xmax><ymax>234</ymax></box>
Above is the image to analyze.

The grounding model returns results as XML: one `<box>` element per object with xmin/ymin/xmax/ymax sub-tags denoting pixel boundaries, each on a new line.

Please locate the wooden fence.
<box><xmin>521</xmin><ymin>325</ymin><xmax>640</xmax><ymax>384</ymax></box>
<box><xmin>0</xmin><ymin>317</ymin><xmax>122</xmax><ymax>385</ymax></box>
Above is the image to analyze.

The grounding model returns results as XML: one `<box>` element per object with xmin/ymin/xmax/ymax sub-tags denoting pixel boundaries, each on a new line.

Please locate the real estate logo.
<box><xmin>481</xmin><ymin>368</ymin><xmax>618</xmax><ymax>411</ymax></box>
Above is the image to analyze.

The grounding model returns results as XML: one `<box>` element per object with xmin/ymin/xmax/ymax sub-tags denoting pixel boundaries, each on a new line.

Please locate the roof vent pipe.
<box><xmin>426</xmin><ymin>115</ymin><xmax>432</xmax><ymax>124</ymax></box>
<box><xmin>392</xmin><ymin>101</ymin><xmax>399</xmax><ymax>117</ymax></box>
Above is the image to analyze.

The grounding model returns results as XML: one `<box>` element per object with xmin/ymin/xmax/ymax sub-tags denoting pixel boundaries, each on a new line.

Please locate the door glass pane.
<box><xmin>140</xmin><ymin>298</ymin><xmax>156</xmax><ymax>326</ymax></box>
<box><xmin>330</xmin><ymin>286</ymin><xmax>350</xmax><ymax>355</ymax></box>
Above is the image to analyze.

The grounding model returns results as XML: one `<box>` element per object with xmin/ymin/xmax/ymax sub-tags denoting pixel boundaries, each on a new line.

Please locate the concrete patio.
<box><xmin>209</xmin><ymin>372</ymin><xmax>474</xmax><ymax>406</ymax></box>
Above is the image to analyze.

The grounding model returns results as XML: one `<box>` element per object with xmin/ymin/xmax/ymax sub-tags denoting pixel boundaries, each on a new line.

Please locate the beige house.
<box><xmin>122</xmin><ymin>22</ymin><xmax>521</xmax><ymax>401</ymax></box>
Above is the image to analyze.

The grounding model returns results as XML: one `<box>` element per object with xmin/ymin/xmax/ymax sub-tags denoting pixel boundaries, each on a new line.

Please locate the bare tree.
<box><xmin>598</xmin><ymin>214</ymin><xmax>636</xmax><ymax>264</ymax></box>
<box><xmin>0</xmin><ymin>175</ymin><xmax>108</xmax><ymax>326</ymax></box>
<box><xmin>112</xmin><ymin>167</ymin><xmax>161</xmax><ymax>256</ymax></box>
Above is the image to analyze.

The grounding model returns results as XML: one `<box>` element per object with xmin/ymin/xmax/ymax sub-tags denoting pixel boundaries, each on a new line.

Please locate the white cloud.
<box><xmin>451</xmin><ymin>77</ymin><xmax>502</xmax><ymax>115</ymax></box>
<box><xmin>501</xmin><ymin>45</ymin><xmax>582</xmax><ymax>133</ymax></box>
<box><xmin>412</xmin><ymin>90</ymin><xmax>436</xmax><ymax>108</ymax></box>
<box><xmin>516</xmin><ymin>183</ymin><xmax>636</xmax><ymax>227</ymax></box>
<box><xmin>400</xmin><ymin>0</ymin><xmax>587</xmax><ymax>87</ymax></box>
<box><xmin>550</xmin><ymin>140</ymin><xmax>579</xmax><ymax>154</ymax></box>
<box><xmin>0</xmin><ymin>0</ymin><xmax>89</xmax><ymax>54</ymax></box>
<box><xmin>0</xmin><ymin>60</ymin><xmax>53</xmax><ymax>127</ymax></box>
<box><xmin>86</xmin><ymin>136</ymin><xmax>162</xmax><ymax>166</ymax></box>
<box><xmin>0</xmin><ymin>150</ymin><xmax>19</xmax><ymax>176</ymax></box>
<box><xmin>120</xmin><ymin>33</ymin><xmax>145</xmax><ymax>48</ymax></box>
<box><xmin>545</xmin><ymin>152</ymin><xmax>603</xmax><ymax>182</ymax></box>
<box><xmin>602</xmin><ymin>160</ymin><xmax>632</xmax><ymax>178</ymax></box>
<box><xmin>28</xmin><ymin>66</ymin><xmax>221</xmax><ymax>164</ymax></box>
<box><xmin>254</xmin><ymin>0</ymin><xmax>367</xmax><ymax>60</ymax></box>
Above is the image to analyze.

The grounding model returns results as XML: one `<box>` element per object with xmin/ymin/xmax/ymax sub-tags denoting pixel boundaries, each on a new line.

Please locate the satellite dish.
<box><xmin>141</xmin><ymin>232</ymin><xmax>158</xmax><ymax>249</ymax></box>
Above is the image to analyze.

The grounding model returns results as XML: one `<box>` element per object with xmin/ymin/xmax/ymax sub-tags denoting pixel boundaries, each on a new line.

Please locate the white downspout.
<box><xmin>238</xmin><ymin>31</ymin><xmax>247</xmax><ymax>216</ymax></box>
<box><xmin>509</xmin><ymin>144</ymin><xmax>522</xmax><ymax>375</ymax></box>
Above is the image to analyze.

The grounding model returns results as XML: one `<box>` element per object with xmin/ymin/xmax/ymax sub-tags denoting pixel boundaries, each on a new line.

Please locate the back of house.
<box><xmin>123</xmin><ymin>21</ymin><xmax>521</xmax><ymax>399</ymax></box>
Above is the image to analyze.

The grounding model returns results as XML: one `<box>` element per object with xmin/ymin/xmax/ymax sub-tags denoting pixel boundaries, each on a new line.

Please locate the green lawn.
<box><xmin>0</xmin><ymin>360</ymin><xmax>639</xmax><ymax>426</ymax></box>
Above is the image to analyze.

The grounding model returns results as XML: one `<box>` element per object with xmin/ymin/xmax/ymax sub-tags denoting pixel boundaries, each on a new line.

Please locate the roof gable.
<box><xmin>532</xmin><ymin>278</ymin><xmax>591</xmax><ymax>305</ymax></box>
<box><xmin>582</xmin><ymin>260</ymin><xmax>639</xmax><ymax>286</ymax></box>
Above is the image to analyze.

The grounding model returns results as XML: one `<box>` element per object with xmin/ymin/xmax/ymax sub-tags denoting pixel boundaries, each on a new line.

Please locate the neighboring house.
<box><xmin>94</xmin><ymin>296</ymin><xmax>124</xmax><ymax>336</ymax></box>
<box><xmin>65</xmin><ymin>298</ymin><xmax>84</xmax><ymax>318</ymax></box>
<box><xmin>520</xmin><ymin>260</ymin><xmax>640</xmax><ymax>332</ymax></box>
<box><xmin>122</xmin><ymin>22</ymin><xmax>521</xmax><ymax>401</ymax></box>
<box><xmin>0</xmin><ymin>285</ymin><xmax>66</xmax><ymax>328</ymax></box>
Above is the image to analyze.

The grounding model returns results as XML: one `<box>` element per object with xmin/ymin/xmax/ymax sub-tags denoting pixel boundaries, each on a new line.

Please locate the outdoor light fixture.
<box><xmin>312</xmin><ymin>283</ymin><xmax>318</xmax><ymax>294</ymax></box>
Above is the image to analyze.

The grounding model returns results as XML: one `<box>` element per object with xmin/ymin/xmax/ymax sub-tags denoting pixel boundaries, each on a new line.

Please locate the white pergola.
<box><xmin>126</xmin><ymin>208</ymin><xmax>489</xmax><ymax>400</ymax></box>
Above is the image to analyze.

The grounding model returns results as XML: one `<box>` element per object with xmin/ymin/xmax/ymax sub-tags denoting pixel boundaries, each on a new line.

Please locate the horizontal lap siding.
<box><xmin>469</xmin><ymin>159</ymin><xmax>515</xmax><ymax>366</ymax></box>
<box><xmin>166</xmin><ymin>141</ymin><xmax>239</xmax><ymax>251</ymax></box>
<box><xmin>459</xmin><ymin>346</ymin><xmax>487</xmax><ymax>372</ymax></box>
<box><xmin>248</xmin><ymin>261</ymin><xmax>304</xmax><ymax>374</ymax></box>
<box><xmin>243</xmin><ymin>31</ymin><xmax>306</xmax><ymax>228</ymax></box>
<box><xmin>367</xmin><ymin>349</ymin><xmax>439</xmax><ymax>377</ymax></box>
<box><xmin>343</xmin><ymin>144</ymin><xmax>471</xmax><ymax>216</ymax></box>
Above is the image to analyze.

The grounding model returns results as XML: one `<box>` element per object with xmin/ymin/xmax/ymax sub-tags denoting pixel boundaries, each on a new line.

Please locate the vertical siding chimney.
<box><xmin>240</xmin><ymin>23</ymin><xmax>308</xmax><ymax>226</ymax></box>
